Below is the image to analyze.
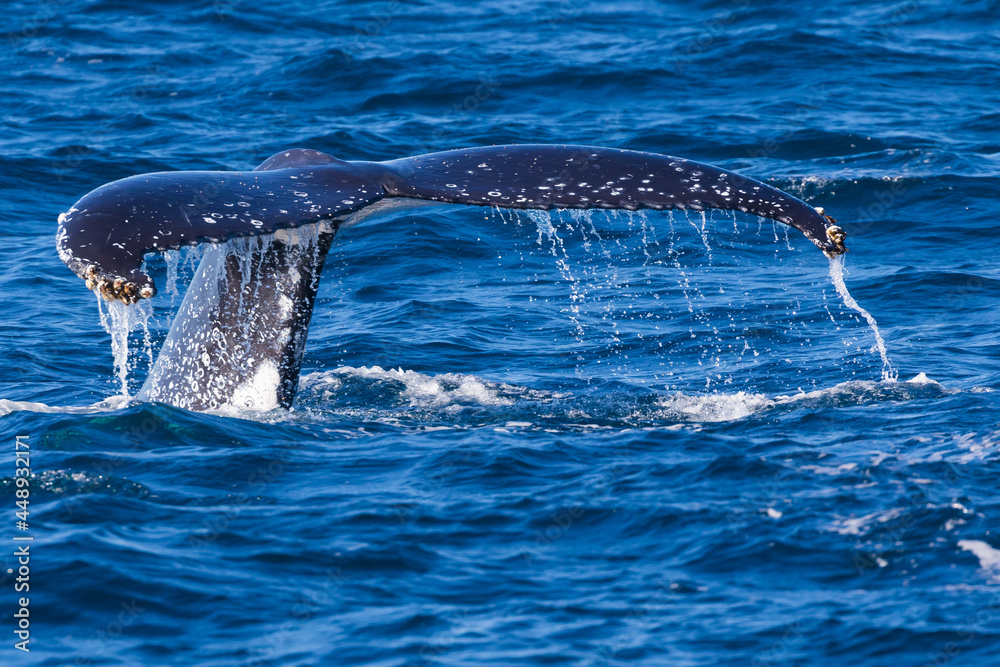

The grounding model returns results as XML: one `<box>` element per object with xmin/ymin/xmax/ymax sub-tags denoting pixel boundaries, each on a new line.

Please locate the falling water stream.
<box><xmin>827</xmin><ymin>254</ymin><xmax>897</xmax><ymax>381</ymax></box>
<box><xmin>97</xmin><ymin>296</ymin><xmax>154</xmax><ymax>397</ymax></box>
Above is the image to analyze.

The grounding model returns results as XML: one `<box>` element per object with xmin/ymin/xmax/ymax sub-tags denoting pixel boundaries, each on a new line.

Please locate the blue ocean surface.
<box><xmin>2</xmin><ymin>0</ymin><xmax>999</xmax><ymax>664</ymax></box>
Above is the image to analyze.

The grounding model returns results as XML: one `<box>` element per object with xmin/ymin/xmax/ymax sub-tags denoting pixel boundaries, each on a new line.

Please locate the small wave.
<box><xmin>0</xmin><ymin>396</ymin><xmax>129</xmax><ymax>417</ymax></box>
<box><xmin>295</xmin><ymin>367</ymin><xmax>954</xmax><ymax>428</ymax></box>
<box><xmin>3</xmin><ymin>372</ymin><xmax>957</xmax><ymax>428</ymax></box>
<box><xmin>831</xmin><ymin>507</ymin><xmax>905</xmax><ymax>537</ymax></box>
<box><xmin>950</xmin><ymin>432</ymin><xmax>1000</xmax><ymax>464</ymax></box>
<box><xmin>958</xmin><ymin>540</ymin><xmax>1000</xmax><ymax>583</ymax></box>
<box><xmin>651</xmin><ymin>373</ymin><xmax>950</xmax><ymax>423</ymax></box>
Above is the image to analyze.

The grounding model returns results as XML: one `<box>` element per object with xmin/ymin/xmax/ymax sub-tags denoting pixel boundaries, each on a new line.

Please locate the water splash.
<box><xmin>139</xmin><ymin>222</ymin><xmax>331</xmax><ymax>412</ymax></box>
<box><xmin>828</xmin><ymin>255</ymin><xmax>897</xmax><ymax>381</ymax></box>
<box><xmin>484</xmin><ymin>208</ymin><xmax>897</xmax><ymax>392</ymax></box>
<box><xmin>500</xmin><ymin>208</ymin><xmax>826</xmax><ymax>389</ymax></box>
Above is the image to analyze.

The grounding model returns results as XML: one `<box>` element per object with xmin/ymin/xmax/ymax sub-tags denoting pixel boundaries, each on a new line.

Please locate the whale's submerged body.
<box><xmin>56</xmin><ymin>145</ymin><xmax>847</xmax><ymax>412</ymax></box>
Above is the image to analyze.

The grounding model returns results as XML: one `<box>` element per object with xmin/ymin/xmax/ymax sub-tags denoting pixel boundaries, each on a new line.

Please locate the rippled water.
<box><xmin>2</xmin><ymin>1</ymin><xmax>999</xmax><ymax>665</ymax></box>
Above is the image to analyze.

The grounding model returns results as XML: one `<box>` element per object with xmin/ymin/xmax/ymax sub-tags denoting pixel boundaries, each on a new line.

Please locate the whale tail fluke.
<box><xmin>59</xmin><ymin>144</ymin><xmax>847</xmax><ymax>411</ymax></box>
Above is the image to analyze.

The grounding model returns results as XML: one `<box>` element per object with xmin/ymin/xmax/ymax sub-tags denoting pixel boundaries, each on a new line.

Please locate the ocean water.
<box><xmin>2</xmin><ymin>0</ymin><xmax>1000</xmax><ymax>665</ymax></box>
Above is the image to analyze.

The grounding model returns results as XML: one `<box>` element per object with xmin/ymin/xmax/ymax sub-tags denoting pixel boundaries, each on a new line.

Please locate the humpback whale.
<box><xmin>56</xmin><ymin>145</ymin><xmax>847</xmax><ymax>411</ymax></box>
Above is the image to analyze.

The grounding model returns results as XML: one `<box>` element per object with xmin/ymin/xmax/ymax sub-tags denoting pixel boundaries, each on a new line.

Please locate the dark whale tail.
<box><xmin>57</xmin><ymin>145</ymin><xmax>847</xmax><ymax>411</ymax></box>
<box><xmin>136</xmin><ymin>224</ymin><xmax>335</xmax><ymax>411</ymax></box>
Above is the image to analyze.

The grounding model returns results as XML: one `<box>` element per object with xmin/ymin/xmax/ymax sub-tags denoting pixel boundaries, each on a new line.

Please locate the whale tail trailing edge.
<box><xmin>382</xmin><ymin>144</ymin><xmax>846</xmax><ymax>256</ymax></box>
<box><xmin>58</xmin><ymin>145</ymin><xmax>847</xmax><ymax>411</ymax></box>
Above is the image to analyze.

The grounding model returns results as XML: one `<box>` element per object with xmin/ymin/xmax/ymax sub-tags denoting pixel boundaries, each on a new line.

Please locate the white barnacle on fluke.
<box><xmin>826</xmin><ymin>225</ymin><xmax>846</xmax><ymax>245</ymax></box>
<box><xmin>56</xmin><ymin>143</ymin><xmax>848</xmax><ymax>411</ymax></box>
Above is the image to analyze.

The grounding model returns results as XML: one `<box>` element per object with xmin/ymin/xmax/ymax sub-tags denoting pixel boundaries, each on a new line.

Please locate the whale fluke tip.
<box><xmin>823</xmin><ymin>224</ymin><xmax>847</xmax><ymax>257</ymax></box>
<box><xmin>826</xmin><ymin>225</ymin><xmax>846</xmax><ymax>244</ymax></box>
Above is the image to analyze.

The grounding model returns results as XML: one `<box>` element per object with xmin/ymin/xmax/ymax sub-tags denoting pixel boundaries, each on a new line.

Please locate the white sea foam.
<box><xmin>907</xmin><ymin>372</ymin><xmax>936</xmax><ymax>385</ymax></box>
<box><xmin>301</xmin><ymin>366</ymin><xmax>547</xmax><ymax>408</ymax></box>
<box><xmin>651</xmin><ymin>373</ymin><xmax>945</xmax><ymax>423</ymax></box>
<box><xmin>959</xmin><ymin>540</ymin><xmax>1000</xmax><ymax>582</ymax></box>
<box><xmin>297</xmin><ymin>363</ymin><xmax>954</xmax><ymax>428</ymax></box>
<box><xmin>654</xmin><ymin>390</ymin><xmax>774</xmax><ymax>422</ymax></box>
<box><xmin>2</xmin><ymin>368</ymin><xmax>952</xmax><ymax>430</ymax></box>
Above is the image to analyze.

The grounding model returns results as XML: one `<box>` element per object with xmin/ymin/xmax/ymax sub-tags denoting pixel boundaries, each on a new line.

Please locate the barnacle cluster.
<box><xmin>84</xmin><ymin>265</ymin><xmax>155</xmax><ymax>305</ymax></box>
<box><xmin>815</xmin><ymin>206</ymin><xmax>847</xmax><ymax>257</ymax></box>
